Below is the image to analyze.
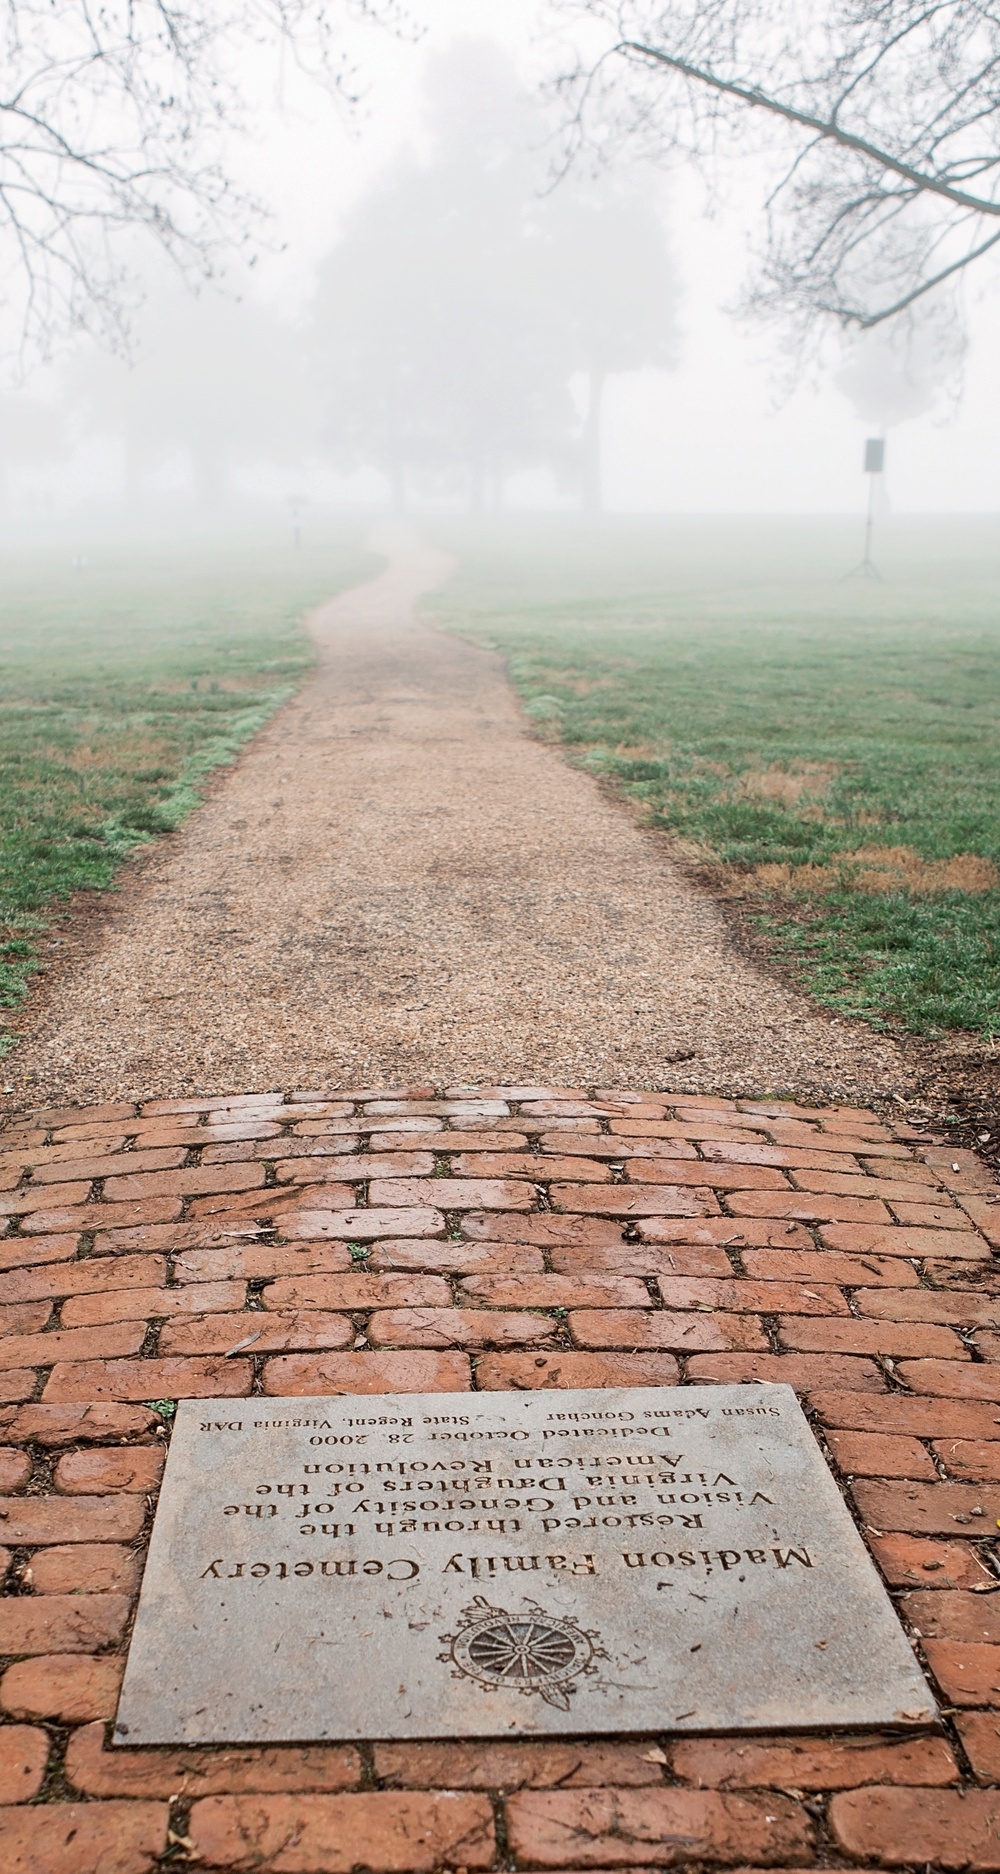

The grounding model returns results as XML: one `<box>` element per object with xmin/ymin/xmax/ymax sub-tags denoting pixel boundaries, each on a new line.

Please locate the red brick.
<box><xmin>450</xmin><ymin>1152</ymin><xmax>610</xmax><ymax>1181</ymax></box>
<box><xmin>0</xmin><ymin>1253</ymin><xmax>167</xmax><ymax>1305</ymax></box>
<box><xmin>0</xmin><ymin>1725</ymin><xmax>48</xmax><ymax>1802</ymax></box>
<box><xmin>869</xmin><ymin>1533</ymin><xmax>998</xmax><ymax>1590</ymax></box>
<box><xmin>791</xmin><ymin>1169</ymin><xmax>948</xmax><ymax>1204</ymax></box>
<box><xmin>262</xmin><ymin>1350</ymin><xmax>471</xmax><ymax>1393</ymax></box>
<box><xmin>462</xmin><ymin>1213</ymin><xmax>624</xmax><ymax>1246</ymax></box>
<box><xmin>102</xmin><ymin>1162</ymin><xmax>265</xmax><ymax>1201</ymax></box>
<box><xmin>0</xmin><ymin>1546</ymin><xmax>9</xmax><ymax>1580</ymax></box>
<box><xmin>192</xmin><ymin>1181</ymin><xmax>351</xmax><ymax>1223</ymax></box>
<box><xmin>0</xmin><ymin>1799</ymin><xmax>167</xmax><ymax>1874</ymax></box>
<box><xmin>639</xmin><ymin>1218</ymin><xmax>814</xmax><ymax>1251</ymax></box>
<box><xmin>852</xmin><ymin>1478</ymin><xmax>1000</xmax><ymax>1535</ymax></box>
<box><xmin>727</xmin><ymin>1191</ymin><xmax>891</xmax><ymax>1223</ymax></box>
<box><xmin>927</xmin><ymin>1263</ymin><xmax>1000</xmax><ymax>1291</ymax></box>
<box><xmin>957</xmin><ymin>1197</ymin><xmax>1000</xmax><ymax>1249</ymax></box>
<box><xmin>30</xmin><ymin>1145</ymin><xmax>186</xmax><ymax>1184</ymax></box>
<box><xmin>368</xmin><ymin>1307</ymin><xmax>553</xmax><ymax>1348</ymax></box>
<box><xmin>0</xmin><ymin>1493</ymin><xmax>144</xmax><ymax>1543</ymax></box>
<box><xmin>276</xmin><ymin>1152</ymin><xmax>434</xmax><ymax>1184</ymax></box>
<box><xmin>2</xmin><ymin>1403</ymin><xmax>158</xmax><ymax>1445</ymax></box>
<box><xmin>686</xmin><ymin>1353</ymin><xmax>886</xmax><ymax>1391</ymax></box>
<box><xmin>159</xmin><ymin>1310</ymin><xmax>354</xmax><ymax>1356</ymax></box>
<box><xmin>777</xmin><ymin>1316</ymin><xmax>967</xmax><ymax>1358</ymax></box>
<box><xmin>54</xmin><ymin>1446</ymin><xmax>164</xmax><ymax>1493</ymax></box>
<box><xmin>61</xmin><ymin>1279</ymin><xmax>246</xmax><ymax>1326</ymax></box>
<box><xmin>1</xmin><ymin>1653</ymin><xmax>124</xmax><ymax>1720</ymax></box>
<box><xmin>65</xmin><ymin>1721</ymin><xmax>361</xmax><ymax>1796</ymax></box>
<box><xmin>549</xmin><ymin>1244</ymin><xmax>733</xmax><ymax>1277</ymax></box>
<box><xmin>367</xmin><ymin>1176</ymin><xmax>531</xmax><ymax>1212</ymax></box>
<box><xmin>897</xmin><ymin>1360</ymin><xmax>1000</xmax><ymax>1400</ymax></box>
<box><xmin>181</xmin><ymin>1239</ymin><xmax>541</xmax><ymax>1282</ymax></box>
<box><xmin>282</xmin><ymin>1204</ymin><xmax>445</xmax><ymax>1239</ymax></box>
<box><xmin>635</xmin><ymin>1160</ymin><xmax>793</xmax><ymax>1191</ymax></box>
<box><xmin>174</xmin><ymin>1241</ymin><xmax>362</xmax><ymax>1282</ymax></box>
<box><xmin>541</xmin><ymin>1133</ymin><xmax>698</xmax><ymax>1160</ymax></box>
<box><xmin>656</xmin><ymin>1276</ymin><xmax>849</xmax><ymax>1315</ymax></box>
<box><xmin>504</xmin><ymin>1787</ymin><xmax>812</xmax><ymax>1866</ymax></box>
<box><xmin>820</xmin><ymin>1222</ymin><xmax>989</xmax><ymax>1260</ymax></box>
<box><xmin>0</xmin><ymin>1592</ymin><xmax>129</xmax><ymax>1653</ymax></box>
<box><xmin>923</xmin><ymin>1639</ymin><xmax>1000</xmax><ymax>1703</ymax></box>
<box><xmin>376</xmin><ymin>1130</ymin><xmax>527</xmax><ymax>1151</ymax></box>
<box><xmin>39</xmin><ymin>1100</ymin><xmax>138</xmax><ymax>1126</ymax></box>
<box><xmin>860</xmin><ymin>1156</ymin><xmax>940</xmax><ymax>1185</ymax></box>
<box><xmin>188</xmin><ymin>1791</ymin><xmax>495</xmax><ymax>1870</ymax></box>
<box><xmin>670</xmin><ymin>1730</ymin><xmax>958</xmax><ymax>1789</ymax></box>
<box><xmin>24</xmin><ymin>1543</ymin><xmax>142</xmax><ymax>1595</ymax></box>
<box><xmin>366</xmin><ymin>1098</ymin><xmax>507</xmax><ymax>1117</ymax></box>
<box><xmin>922</xmin><ymin>1150</ymin><xmax>999</xmax><ymax>1192</ymax></box>
<box><xmin>0</xmin><ymin>1448</ymin><xmax>30</xmax><ymax>1491</ymax></box>
<box><xmin>550</xmin><ymin>1184</ymin><xmax>721</xmax><ymax>1217</ymax></box>
<box><xmin>609</xmin><ymin>1118</ymin><xmax>757</xmax><ymax>1138</ymax></box>
<box><xmin>0</xmin><ymin>1321</ymin><xmax>146</xmax><ymax>1370</ymax></box>
<box><xmin>825</xmin><ymin>1430</ymin><xmax>937</xmax><ymax>1478</ymax></box>
<box><xmin>700</xmin><ymin>1142</ymin><xmax>862</xmax><ymax>1171</ymax></box>
<box><xmin>460</xmin><ymin>1274</ymin><xmax>651</xmax><ymax>1309</ymax></box>
<box><xmin>892</xmin><ymin>1200</ymin><xmax>970</xmax><ymax>1229</ymax></box>
<box><xmin>570</xmin><ymin>1309</ymin><xmax>767</xmax><ymax>1353</ymax></box>
<box><xmin>141</xmin><ymin>1092</ymin><xmax>284</xmax><ymax>1114</ymax></box>
<box><xmin>1</xmin><ymin>1181</ymin><xmax>92</xmax><ymax>1216</ymax></box>
<box><xmin>0</xmin><ymin>1371</ymin><xmax>34</xmax><ymax>1402</ymax></box>
<box><xmin>476</xmin><ymin>1352</ymin><xmax>680</xmax><ymax>1389</ymax></box>
<box><xmin>259</xmin><ymin>1273</ymin><xmax>451</xmax><ymax>1310</ymax></box>
<box><xmin>855</xmin><ymin>1287</ymin><xmax>1000</xmax><ymax>1326</ymax></box>
<box><xmin>899</xmin><ymin>1590</ymin><xmax>1000</xmax><ymax>1642</ymax></box>
<box><xmin>737</xmin><ymin>1249</ymin><xmax>920</xmax><ymax>1286</ymax></box>
<box><xmin>42</xmin><ymin>1355</ymin><xmax>253</xmax><ymax>1402</ymax></box>
<box><xmin>21</xmin><ymin>1197</ymin><xmax>182</xmax><ymax>1233</ymax></box>
<box><xmin>810</xmin><ymin>1391</ymin><xmax>1000</xmax><ymax>1440</ymax></box>
<box><xmin>934</xmin><ymin>1440</ymin><xmax>1000</xmax><ymax>1481</ymax></box>
<box><xmin>373</xmin><ymin>1740</ymin><xmax>663</xmax><ymax>1788</ymax></box>
<box><xmin>0</xmin><ymin>1302</ymin><xmax>52</xmax><ymax>1335</ymax></box>
<box><xmin>0</xmin><ymin>1233</ymin><xmax>80</xmax><ymax>1272</ymax></box>
<box><xmin>955</xmin><ymin>1712</ymin><xmax>1000</xmax><ymax>1783</ymax></box>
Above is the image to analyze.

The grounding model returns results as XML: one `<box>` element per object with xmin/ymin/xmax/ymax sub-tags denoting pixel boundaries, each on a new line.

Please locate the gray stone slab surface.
<box><xmin>115</xmin><ymin>1384</ymin><xmax>936</xmax><ymax>1743</ymax></box>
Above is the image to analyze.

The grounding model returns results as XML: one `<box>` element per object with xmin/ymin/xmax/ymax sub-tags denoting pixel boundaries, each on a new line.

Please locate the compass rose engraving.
<box><xmin>439</xmin><ymin>1596</ymin><xmax>606</xmax><ymax>1710</ymax></box>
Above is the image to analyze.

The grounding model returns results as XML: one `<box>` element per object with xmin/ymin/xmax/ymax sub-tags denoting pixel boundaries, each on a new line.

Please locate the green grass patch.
<box><xmin>428</xmin><ymin>516</ymin><xmax>1000</xmax><ymax>1037</ymax></box>
<box><xmin>0</xmin><ymin>536</ymin><xmax>375</xmax><ymax>1042</ymax></box>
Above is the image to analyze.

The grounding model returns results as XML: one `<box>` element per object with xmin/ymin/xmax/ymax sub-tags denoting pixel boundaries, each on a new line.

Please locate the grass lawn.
<box><xmin>0</xmin><ymin>534</ymin><xmax>374</xmax><ymax>1046</ymax></box>
<box><xmin>429</xmin><ymin>515</ymin><xmax>1000</xmax><ymax>1038</ymax></box>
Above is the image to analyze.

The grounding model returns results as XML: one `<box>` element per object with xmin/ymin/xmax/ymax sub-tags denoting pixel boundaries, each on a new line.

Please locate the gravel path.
<box><xmin>9</xmin><ymin>538</ymin><xmax>909</xmax><ymax>1107</ymax></box>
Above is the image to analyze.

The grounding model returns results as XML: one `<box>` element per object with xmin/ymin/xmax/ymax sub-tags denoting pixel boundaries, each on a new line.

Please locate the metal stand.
<box><xmin>843</xmin><ymin>450</ymin><xmax>883</xmax><ymax>581</ymax></box>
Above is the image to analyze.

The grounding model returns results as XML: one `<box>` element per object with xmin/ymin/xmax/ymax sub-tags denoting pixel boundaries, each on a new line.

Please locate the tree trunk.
<box><xmin>469</xmin><ymin>452</ymin><xmax>485</xmax><ymax>512</ymax></box>
<box><xmin>581</xmin><ymin>368</ymin><xmax>606</xmax><ymax>514</ymax></box>
<box><xmin>388</xmin><ymin>456</ymin><xmax>406</xmax><ymax>514</ymax></box>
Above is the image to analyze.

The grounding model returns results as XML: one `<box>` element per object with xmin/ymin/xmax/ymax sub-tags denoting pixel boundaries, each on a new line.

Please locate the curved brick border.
<box><xmin>1</xmin><ymin>1083</ymin><xmax>999</xmax><ymax>1871</ymax></box>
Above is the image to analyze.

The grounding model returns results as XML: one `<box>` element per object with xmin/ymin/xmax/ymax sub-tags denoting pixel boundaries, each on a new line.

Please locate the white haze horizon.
<box><xmin>5</xmin><ymin>0</ymin><xmax>1000</xmax><ymax>525</ymax></box>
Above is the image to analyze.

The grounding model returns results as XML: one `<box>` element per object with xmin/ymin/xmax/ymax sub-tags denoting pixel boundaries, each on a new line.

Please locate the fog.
<box><xmin>4</xmin><ymin>0</ymin><xmax>1000</xmax><ymax>538</ymax></box>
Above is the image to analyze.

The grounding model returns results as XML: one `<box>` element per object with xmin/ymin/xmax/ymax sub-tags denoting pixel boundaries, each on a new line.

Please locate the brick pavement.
<box><xmin>1</xmin><ymin>1084</ymin><xmax>999</xmax><ymax>1870</ymax></box>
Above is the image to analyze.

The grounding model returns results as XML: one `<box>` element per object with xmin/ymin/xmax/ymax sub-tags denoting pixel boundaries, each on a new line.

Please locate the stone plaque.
<box><xmin>115</xmin><ymin>1385</ymin><xmax>935</xmax><ymax>1743</ymax></box>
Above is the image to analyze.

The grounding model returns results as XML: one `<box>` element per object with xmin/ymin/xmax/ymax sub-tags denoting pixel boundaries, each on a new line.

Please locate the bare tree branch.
<box><xmin>0</xmin><ymin>0</ymin><xmax>409</xmax><ymax>370</ymax></box>
<box><xmin>547</xmin><ymin>2</ymin><xmax>1000</xmax><ymax>343</ymax></box>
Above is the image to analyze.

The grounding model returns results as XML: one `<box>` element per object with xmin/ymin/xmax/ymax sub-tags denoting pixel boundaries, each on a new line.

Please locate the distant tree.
<box><xmin>0</xmin><ymin>391</ymin><xmax>66</xmax><ymax>515</ymax></box>
<box><xmin>309</xmin><ymin>40</ymin><xmax>677</xmax><ymax>510</ymax></box>
<box><xmin>310</xmin><ymin>43</ymin><xmax>573</xmax><ymax>511</ymax></box>
<box><xmin>64</xmin><ymin>279</ymin><xmax>311</xmax><ymax>510</ymax></box>
<box><xmin>0</xmin><ymin>0</ymin><xmax>403</xmax><ymax>368</ymax></box>
<box><xmin>548</xmin><ymin>2</ymin><xmax>1000</xmax><ymax>350</ymax></box>
<box><xmin>542</xmin><ymin>177</ymin><xmax>678</xmax><ymax>510</ymax></box>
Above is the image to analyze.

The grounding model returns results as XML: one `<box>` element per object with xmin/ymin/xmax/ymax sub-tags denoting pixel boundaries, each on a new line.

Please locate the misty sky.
<box><xmin>12</xmin><ymin>0</ymin><xmax>1000</xmax><ymax>516</ymax></box>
